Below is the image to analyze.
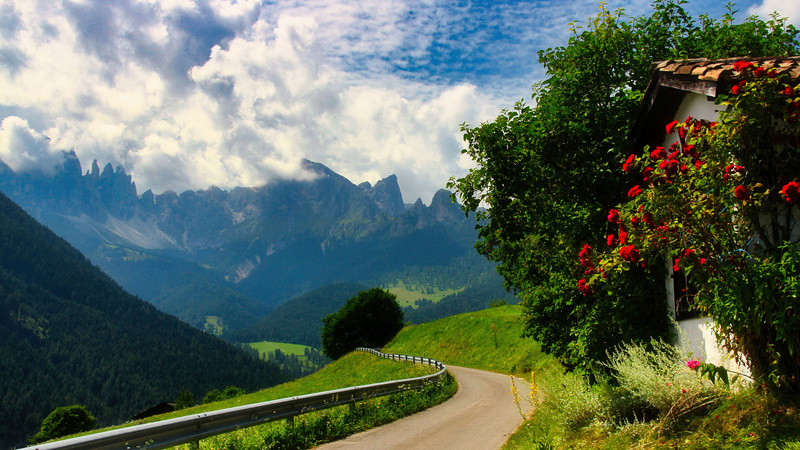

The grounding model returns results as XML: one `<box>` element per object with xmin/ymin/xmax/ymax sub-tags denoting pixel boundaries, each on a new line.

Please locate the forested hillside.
<box><xmin>0</xmin><ymin>191</ymin><xmax>287</xmax><ymax>449</ymax></box>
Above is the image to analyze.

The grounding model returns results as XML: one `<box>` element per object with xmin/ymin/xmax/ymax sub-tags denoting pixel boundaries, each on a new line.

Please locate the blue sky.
<box><xmin>0</xmin><ymin>0</ymin><xmax>797</xmax><ymax>204</ymax></box>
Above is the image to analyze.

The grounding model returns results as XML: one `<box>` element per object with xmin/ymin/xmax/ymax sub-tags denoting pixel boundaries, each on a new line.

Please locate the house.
<box><xmin>632</xmin><ymin>56</ymin><xmax>800</xmax><ymax>374</ymax></box>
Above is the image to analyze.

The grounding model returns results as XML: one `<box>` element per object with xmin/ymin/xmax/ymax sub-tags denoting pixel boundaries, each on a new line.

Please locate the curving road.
<box><xmin>315</xmin><ymin>366</ymin><xmax>533</xmax><ymax>450</ymax></box>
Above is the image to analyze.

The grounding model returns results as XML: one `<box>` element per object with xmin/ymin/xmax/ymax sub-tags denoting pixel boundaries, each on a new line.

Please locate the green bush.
<box><xmin>30</xmin><ymin>405</ymin><xmax>96</xmax><ymax>444</ymax></box>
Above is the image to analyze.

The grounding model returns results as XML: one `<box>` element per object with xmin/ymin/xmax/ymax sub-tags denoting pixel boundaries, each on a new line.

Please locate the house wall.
<box><xmin>664</xmin><ymin>92</ymin><xmax>752</xmax><ymax>377</ymax></box>
<box><xmin>676</xmin><ymin>316</ymin><xmax>751</xmax><ymax>376</ymax></box>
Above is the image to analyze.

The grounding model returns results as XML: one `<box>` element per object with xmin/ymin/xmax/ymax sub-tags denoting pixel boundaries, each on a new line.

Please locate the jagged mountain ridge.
<box><xmin>0</xmin><ymin>151</ymin><xmax>491</xmax><ymax>333</ymax></box>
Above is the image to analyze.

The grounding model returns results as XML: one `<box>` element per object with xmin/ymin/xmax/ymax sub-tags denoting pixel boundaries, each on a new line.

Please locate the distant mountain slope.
<box><xmin>0</xmin><ymin>153</ymin><xmax>504</xmax><ymax>334</ymax></box>
<box><xmin>228</xmin><ymin>282</ymin><xmax>370</xmax><ymax>347</ymax></box>
<box><xmin>0</xmin><ymin>191</ymin><xmax>287</xmax><ymax>449</ymax></box>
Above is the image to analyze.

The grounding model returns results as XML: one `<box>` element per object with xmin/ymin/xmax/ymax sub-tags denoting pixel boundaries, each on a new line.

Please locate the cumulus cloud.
<box><xmin>747</xmin><ymin>0</ymin><xmax>800</xmax><ymax>26</ymax></box>
<box><xmin>0</xmin><ymin>116</ymin><xmax>62</xmax><ymax>175</ymax></box>
<box><xmin>2</xmin><ymin>0</ymin><xmax>706</xmax><ymax>204</ymax></box>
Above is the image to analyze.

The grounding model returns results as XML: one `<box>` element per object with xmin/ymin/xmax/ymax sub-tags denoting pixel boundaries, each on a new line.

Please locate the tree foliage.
<box><xmin>321</xmin><ymin>288</ymin><xmax>404</xmax><ymax>359</ymax></box>
<box><xmin>449</xmin><ymin>0</ymin><xmax>799</xmax><ymax>370</ymax></box>
<box><xmin>30</xmin><ymin>405</ymin><xmax>96</xmax><ymax>444</ymax></box>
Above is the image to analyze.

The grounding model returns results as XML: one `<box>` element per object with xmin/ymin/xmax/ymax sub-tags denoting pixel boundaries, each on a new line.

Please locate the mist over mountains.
<box><xmin>0</xmin><ymin>151</ymin><xmax>511</xmax><ymax>335</ymax></box>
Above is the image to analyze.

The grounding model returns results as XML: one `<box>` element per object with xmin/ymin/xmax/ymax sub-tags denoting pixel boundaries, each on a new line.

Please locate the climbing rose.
<box><xmin>734</xmin><ymin>185</ymin><xmax>750</xmax><ymax>201</ymax></box>
<box><xmin>650</xmin><ymin>146</ymin><xmax>667</xmax><ymax>161</ymax></box>
<box><xmin>643</xmin><ymin>211</ymin><xmax>655</xmax><ymax>228</ymax></box>
<box><xmin>630</xmin><ymin>216</ymin><xmax>640</xmax><ymax>228</ymax></box>
<box><xmin>673</xmin><ymin>258</ymin><xmax>681</xmax><ymax>273</ymax></box>
<box><xmin>607</xmin><ymin>209</ymin><xmax>620</xmax><ymax>223</ymax></box>
<box><xmin>687</xmin><ymin>360</ymin><xmax>701</xmax><ymax>370</ymax></box>
<box><xmin>733</xmin><ymin>60</ymin><xmax>753</xmax><ymax>72</ymax></box>
<box><xmin>620</xmin><ymin>245</ymin><xmax>640</xmax><ymax>263</ymax></box>
<box><xmin>607</xmin><ymin>234</ymin><xmax>618</xmax><ymax>246</ymax></box>
<box><xmin>732</xmin><ymin>85</ymin><xmax>741</xmax><ymax>95</ymax></box>
<box><xmin>628</xmin><ymin>185</ymin><xmax>642</xmax><ymax>197</ymax></box>
<box><xmin>753</xmin><ymin>66</ymin><xmax>767</xmax><ymax>78</ymax></box>
<box><xmin>619</xmin><ymin>230</ymin><xmax>629</xmax><ymax>245</ymax></box>
<box><xmin>665</xmin><ymin>120</ymin><xmax>678</xmax><ymax>135</ymax></box>
<box><xmin>781</xmin><ymin>181</ymin><xmax>800</xmax><ymax>204</ymax></box>
<box><xmin>623</xmin><ymin>154</ymin><xmax>636</xmax><ymax>173</ymax></box>
<box><xmin>578</xmin><ymin>279</ymin><xmax>592</xmax><ymax>296</ymax></box>
<box><xmin>783</xmin><ymin>86</ymin><xmax>795</xmax><ymax>97</ymax></box>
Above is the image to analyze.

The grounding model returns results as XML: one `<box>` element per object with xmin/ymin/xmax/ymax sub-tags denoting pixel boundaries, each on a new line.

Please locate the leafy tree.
<box><xmin>30</xmin><ymin>405</ymin><xmax>96</xmax><ymax>444</ymax></box>
<box><xmin>449</xmin><ymin>0</ymin><xmax>799</xmax><ymax>370</ymax></box>
<box><xmin>175</xmin><ymin>390</ymin><xmax>194</xmax><ymax>410</ymax></box>
<box><xmin>321</xmin><ymin>287</ymin><xmax>404</xmax><ymax>359</ymax></box>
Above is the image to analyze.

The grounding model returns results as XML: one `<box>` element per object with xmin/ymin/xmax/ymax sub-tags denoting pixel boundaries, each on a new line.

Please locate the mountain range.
<box><xmin>0</xmin><ymin>152</ymin><xmax>512</xmax><ymax>336</ymax></box>
<box><xmin>0</xmin><ymin>189</ymin><xmax>286</xmax><ymax>449</ymax></box>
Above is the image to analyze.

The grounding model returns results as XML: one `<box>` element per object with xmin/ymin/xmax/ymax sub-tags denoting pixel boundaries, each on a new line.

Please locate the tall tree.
<box><xmin>449</xmin><ymin>0</ymin><xmax>799</xmax><ymax>370</ymax></box>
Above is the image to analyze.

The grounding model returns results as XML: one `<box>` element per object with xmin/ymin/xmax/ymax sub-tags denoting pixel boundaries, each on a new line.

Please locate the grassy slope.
<box><xmin>385</xmin><ymin>281</ymin><xmax>464</xmax><ymax>308</ymax></box>
<box><xmin>384</xmin><ymin>305</ymin><xmax>561</xmax><ymax>378</ymax></box>
<box><xmin>247</xmin><ymin>341</ymin><xmax>312</xmax><ymax>359</ymax></box>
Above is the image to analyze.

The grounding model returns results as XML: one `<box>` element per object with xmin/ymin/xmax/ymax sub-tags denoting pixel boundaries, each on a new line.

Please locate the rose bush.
<box><xmin>581</xmin><ymin>61</ymin><xmax>800</xmax><ymax>399</ymax></box>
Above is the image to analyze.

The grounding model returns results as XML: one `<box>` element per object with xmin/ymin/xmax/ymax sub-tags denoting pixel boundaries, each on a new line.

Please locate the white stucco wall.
<box><xmin>676</xmin><ymin>316</ymin><xmax>750</xmax><ymax>377</ymax></box>
<box><xmin>664</xmin><ymin>92</ymin><xmax>751</xmax><ymax>376</ymax></box>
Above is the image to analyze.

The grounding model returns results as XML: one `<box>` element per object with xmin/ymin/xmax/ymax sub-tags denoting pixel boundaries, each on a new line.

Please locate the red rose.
<box><xmin>628</xmin><ymin>185</ymin><xmax>642</xmax><ymax>197</ymax></box>
<box><xmin>643</xmin><ymin>211</ymin><xmax>655</xmax><ymax>228</ymax></box>
<box><xmin>643</xmin><ymin>167</ymin><xmax>654</xmax><ymax>183</ymax></box>
<box><xmin>734</xmin><ymin>185</ymin><xmax>750</xmax><ymax>201</ymax></box>
<box><xmin>732</xmin><ymin>85</ymin><xmax>741</xmax><ymax>95</ymax></box>
<box><xmin>768</xmin><ymin>69</ymin><xmax>778</xmax><ymax>78</ymax></box>
<box><xmin>783</xmin><ymin>86</ymin><xmax>795</xmax><ymax>97</ymax></box>
<box><xmin>753</xmin><ymin>67</ymin><xmax>766</xmax><ymax>78</ymax></box>
<box><xmin>781</xmin><ymin>181</ymin><xmax>800</xmax><ymax>204</ymax></box>
<box><xmin>673</xmin><ymin>257</ymin><xmax>681</xmax><ymax>273</ymax></box>
<box><xmin>578</xmin><ymin>279</ymin><xmax>593</xmax><ymax>296</ymax></box>
<box><xmin>630</xmin><ymin>216</ymin><xmax>640</xmax><ymax>228</ymax></box>
<box><xmin>607</xmin><ymin>209</ymin><xmax>620</xmax><ymax>223</ymax></box>
<box><xmin>733</xmin><ymin>60</ymin><xmax>754</xmax><ymax>72</ymax></box>
<box><xmin>607</xmin><ymin>234</ymin><xmax>618</xmax><ymax>246</ymax></box>
<box><xmin>650</xmin><ymin>146</ymin><xmax>667</xmax><ymax>161</ymax></box>
<box><xmin>623</xmin><ymin>154</ymin><xmax>636</xmax><ymax>173</ymax></box>
<box><xmin>665</xmin><ymin>120</ymin><xmax>678</xmax><ymax>135</ymax></box>
<box><xmin>683</xmin><ymin>248</ymin><xmax>695</xmax><ymax>258</ymax></box>
<box><xmin>619</xmin><ymin>230</ymin><xmax>629</xmax><ymax>244</ymax></box>
<box><xmin>620</xmin><ymin>245</ymin><xmax>640</xmax><ymax>263</ymax></box>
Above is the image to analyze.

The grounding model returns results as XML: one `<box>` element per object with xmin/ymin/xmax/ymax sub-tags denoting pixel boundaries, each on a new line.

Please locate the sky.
<box><xmin>0</xmin><ymin>0</ymin><xmax>797</xmax><ymax>205</ymax></box>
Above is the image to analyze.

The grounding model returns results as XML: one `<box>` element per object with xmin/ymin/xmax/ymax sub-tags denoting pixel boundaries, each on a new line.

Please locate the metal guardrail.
<box><xmin>22</xmin><ymin>349</ymin><xmax>447</xmax><ymax>450</ymax></box>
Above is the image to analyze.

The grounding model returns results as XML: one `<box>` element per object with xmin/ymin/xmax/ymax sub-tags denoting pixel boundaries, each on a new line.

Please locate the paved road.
<box><xmin>315</xmin><ymin>366</ymin><xmax>533</xmax><ymax>450</ymax></box>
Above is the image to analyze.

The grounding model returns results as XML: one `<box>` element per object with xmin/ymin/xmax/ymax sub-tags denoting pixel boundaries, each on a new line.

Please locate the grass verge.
<box><xmin>384</xmin><ymin>304</ymin><xmax>561</xmax><ymax>378</ymax></box>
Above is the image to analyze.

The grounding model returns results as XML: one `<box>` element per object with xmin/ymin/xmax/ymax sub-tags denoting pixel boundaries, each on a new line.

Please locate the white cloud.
<box><xmin>747</xmin><ymin>0</ymin><xmax>800</xmax><ymax>27</ymax></box>
<box><xmin>0</xmin><ymin>116</ymin><xmax>62</xmax><ymax>175</ymax></box>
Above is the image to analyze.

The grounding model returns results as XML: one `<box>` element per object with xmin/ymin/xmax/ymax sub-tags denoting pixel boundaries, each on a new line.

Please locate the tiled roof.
<box><xmin>653</xmin><ymin>56</ymin><xmax>800</xmax><ymax>83</ymax></box>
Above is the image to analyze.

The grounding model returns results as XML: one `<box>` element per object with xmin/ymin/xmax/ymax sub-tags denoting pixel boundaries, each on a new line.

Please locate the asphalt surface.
<box><xmin>315</xmin><ymin>365</ymin><xmax>534</xmax><ymax>450</ymax></box>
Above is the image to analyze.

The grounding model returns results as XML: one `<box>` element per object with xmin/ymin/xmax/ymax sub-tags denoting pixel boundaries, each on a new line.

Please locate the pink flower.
<box><xmin>687</xmin><ymin>359</ymin><xmax>701</xmax><ymax>370</ymax></box>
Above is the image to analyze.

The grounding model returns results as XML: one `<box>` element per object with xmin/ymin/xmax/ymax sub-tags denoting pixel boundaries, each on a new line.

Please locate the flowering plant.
<box><xmin>579</xmin><ymin>61</ymin><xmax>800</xmax><ymax>395</ymax></box>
